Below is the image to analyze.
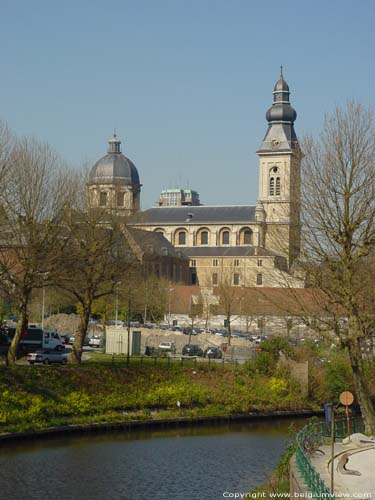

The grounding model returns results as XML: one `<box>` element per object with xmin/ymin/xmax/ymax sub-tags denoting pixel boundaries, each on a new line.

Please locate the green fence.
<box><xmin>295</xmin><ymin>416</ymin><xmax>364</xmax><ymax>499</ymax></box>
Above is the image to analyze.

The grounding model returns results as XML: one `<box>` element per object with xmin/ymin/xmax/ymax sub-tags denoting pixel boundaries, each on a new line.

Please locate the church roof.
<box><xmin>123</xmin><ymin>226</ymin><xmax>185</xmax><ymax>258</ymax></box>
<box><xmin>181</xmin><ymin>246</ymin><xmax>280</xmax><ymax>257</ymax></box>
<box><xmin>136</xmin><ymin>206</ymin><xmax>256</xmax><ymax>225</ymax></box>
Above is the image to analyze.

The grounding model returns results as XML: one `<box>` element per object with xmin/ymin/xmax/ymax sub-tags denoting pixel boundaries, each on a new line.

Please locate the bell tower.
<box><xmin>257</xmin><ymin>68</ymin><xmax>301</xmax><ymax>264</ymax></box>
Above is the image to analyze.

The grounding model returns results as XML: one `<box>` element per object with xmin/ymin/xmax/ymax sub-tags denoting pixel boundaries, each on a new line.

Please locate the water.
<box><xmin>0</xmin><ymin>419</ymin><xmax>303</xmax><ymax>500</ymax></box>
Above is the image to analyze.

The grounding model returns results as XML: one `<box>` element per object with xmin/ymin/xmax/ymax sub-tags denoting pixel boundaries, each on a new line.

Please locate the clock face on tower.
<box><xmin>275</xmin><ymin>94</ymin><xmax>282</xmax><ymax>102</ymax></box>
<box><xmin>271</xmin><ymin>139</ymin><xmax>280</xmax><ymax>149</ymax></box>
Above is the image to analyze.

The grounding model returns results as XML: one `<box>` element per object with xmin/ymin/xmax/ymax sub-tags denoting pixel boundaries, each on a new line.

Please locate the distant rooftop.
<box><xmin>158</xmin><ymin>187</ymin><xmax>201</xmax><ymax>207</ymax></box>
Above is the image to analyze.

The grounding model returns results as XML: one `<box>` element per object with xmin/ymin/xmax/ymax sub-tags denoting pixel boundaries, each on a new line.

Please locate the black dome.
<box><xmin>266</xmin><ymin>103</ymin><xmax>297</xmax><ymax>123</ymax></box>
<box><xmin>274</xmin><ymin>77</ymin><xmax>290</xmax><ymax>93</ymax></box>
<box><xmin>90</xmin><ymin>153</ymin><xmax>140</xmax><ymax>185</ymax></box>
<box><xmin>89</xmin><ymin>135</ymin><xmax>140</xmax><ymax>186</ymax></box>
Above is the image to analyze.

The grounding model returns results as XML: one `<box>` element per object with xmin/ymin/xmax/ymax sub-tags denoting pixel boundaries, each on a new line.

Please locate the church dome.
<box><xmin>89</xmin><ymin>135</ymin><xmax>140</xmax><ymax>186</ymax></box>
<box><xmin>273</xmin><ymin>77</ymin><xmax>290</xmax><ymax>93</ymax></box>
<box><xmin>266</xmin><ymin>66</ymin><xmax>297</xmax><ymax>124</ymax></box>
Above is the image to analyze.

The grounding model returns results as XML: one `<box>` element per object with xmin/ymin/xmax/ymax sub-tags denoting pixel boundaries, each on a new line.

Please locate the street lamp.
<box><xmin>115</xmin><ymin>281</ymin><xmax>122</xmax><ymax>327</ymax></box>
<box><xmin>168</xmin><ymin>288</ymin><xmax>174</xmax><ymax>327</ymax></box>
<box><xmin>41</xmin><ymin>286</ymin><xmax>46</xmax><ymax>330</ymax></box>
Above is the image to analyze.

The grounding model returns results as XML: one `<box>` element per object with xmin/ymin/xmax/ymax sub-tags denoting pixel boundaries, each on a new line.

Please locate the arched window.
<box><xmin>99</xmin><ymin>191</ymin><xmax>107</xmax><ymax>207</ymax></box>
<box><xmin>200</xmin><ymin>231</ymin><xmax>208</xmax><ymax>245</ymax></box>
<box><xmin>222</xmin><ymin>230</ymin><xmax>230</xmax><ymax>245</ymax></box>
<box><xmin>269</xmin><ymin>177</ymin><xmax>275</xmax><ymax>196</ymax></box>
<box><xmin>117</xmin><ymin>192</ymin><xmax>125</xmax><ymax>207</ymax></box>
<box><xmin>276</xmin><ymin>177</ymin><xmax>281</xmax><ymax>195</ymax></box>
<box><xmin>178</xmin><ymin>231</ymin><xmax>186</xmax><ymax>245</ymax></box>
<box><xmin>239</xmin><ymin>228</ymin><xmax>252</xmax><ymax>245</ymax></box>
<box><xmin>243</xmin><ymin>229</ymin><xmax>252</xmax><ymax>244</ymax></box>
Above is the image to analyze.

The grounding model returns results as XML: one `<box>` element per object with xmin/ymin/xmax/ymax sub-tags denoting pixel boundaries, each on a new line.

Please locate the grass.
<box><xmin>0</xmin><ymin>361</ymin><xmax>311</xmax><ymax>434</ymax></box>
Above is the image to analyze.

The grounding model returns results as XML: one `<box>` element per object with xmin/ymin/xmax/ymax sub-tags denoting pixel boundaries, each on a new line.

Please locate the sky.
<box><xmin>0</xmin><ymin>0</ymin><xmax>374</xmax><ymax>209</ymax></box>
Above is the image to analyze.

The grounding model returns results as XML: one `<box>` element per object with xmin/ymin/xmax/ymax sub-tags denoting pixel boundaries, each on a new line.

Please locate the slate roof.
<box><xmin>180</xmin><ymin>246</ymin><xmax>280</xmax><ymax>258</ymax></box>
<box><xmin>135</xmin><ymin>206</ymin><xmax>256</xmax><ymax>225</ymax></box>
<box><xmin>124</xmin><ymin>226</ymin><xmax>185</xmax><ymax>259</ymax></box>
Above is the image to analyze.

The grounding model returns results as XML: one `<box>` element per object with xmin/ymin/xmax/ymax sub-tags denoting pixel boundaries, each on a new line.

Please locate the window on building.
<box><xmin>242</xmin><ymin>228</ymin><xmax>252</xmax><ymax>245</ymax></box>
<box><xmin>190</xmin><ymin>259</ymin><xmax>196</xmax><ymax>267</ymax></box>
<box><xmin>200</xmin><ymin>231</ymin><xmax>208</xmax><ymax>245</ymax></box>
<box><xmin>212</xmin><ymin>273</ymin><xmax>218</xmax><ymax>285</ymax></box>
<box><xmin>257</xmin><ymin>273</ymin><xmax>263</xmax><ymax>285</ymax></box>
<box><xmin>233</xmin><ymin>273</ymin><xmax>240</xmax><ymax>286</ymax></box>
<box><xmin>99</xmin><ymin>191</ymin><xmax>107</xmax><ymax>207</ymax></box>
<box><xmin>257</xmin><ymin>259</ymin><xmax>263</xmax><ymax>267</ymax></box>
<box><xmin>222</xmin><ymin>231</ymin><xmax>230</xmax><ymax>245</ymax></box>
<box><xmin>269</xmin><ymin>177</ymin><xmax>275</xmax><ymax>196</ymax></box>
<box><xmin>213</xmin><ymin>259</ymin><xmax>219</xmax><ymax>267</ymax></box>
<box><xmin>191</xmin><ymin>272</ymin><xmax>197</xmax><ymax>285</ymax></box>
<box><xmin>257</xmin><ymin>317</ymin><xmax>265</xmax><ymax>330</ymax></box>
<box><xmin>178</xmin><ymin>231</ymin><xmax>186</xmax><ymax>245</ymax></box>
<box><xmin>116</xmin><ymin>191</ymin><xmax>125</xmax><ymax>207</ymax></box>
<box><xmin>234</xmin><ymin>259</ymin><xmax>239</xmax><ymax>267</ymax></box>
<box><xmin>276</xmin><ymin>177</ymin><xmax>281</xmax><ymax>196</ymax></box>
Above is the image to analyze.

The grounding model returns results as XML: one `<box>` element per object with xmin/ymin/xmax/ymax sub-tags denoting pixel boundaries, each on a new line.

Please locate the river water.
<box><xmin>0</xmin><ymin>418</ymin><xmax>305</xmax><ymax>500</ymax></box>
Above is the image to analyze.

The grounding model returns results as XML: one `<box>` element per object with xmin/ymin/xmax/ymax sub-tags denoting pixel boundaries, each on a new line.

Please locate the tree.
<box><xmin>214</xmin><ymin>264</ymin><xmax>242</xmax><ymax>345</ymax></box>
<box><xmin>58</xmin><ymin>205</ymin><xmax>135</xmax><ymax>364</ymax></box>
<box><xmin>297</xmin><ymin>102</ymin><xmax>375</xmax><ymax>433</ymax></box>
<box><xmin>0</xmin><ymin>137</ymin><xmax>72</xmax><ymax>365</ymax></box>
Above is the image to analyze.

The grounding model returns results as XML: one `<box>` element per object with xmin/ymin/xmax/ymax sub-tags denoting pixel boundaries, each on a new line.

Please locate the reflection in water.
<box><xmin>0</xmin><ymin>418</ymin><xmax>305</xmax><ymax>500</ymax></box>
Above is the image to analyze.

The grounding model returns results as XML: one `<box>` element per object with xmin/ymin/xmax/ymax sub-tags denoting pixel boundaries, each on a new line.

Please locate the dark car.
<box><xmin>182</xmin><ymin>344</ymin><xmax>204</xmax><ymax>357</ymax></box>
<box><xmin>204</xmin><ymin>346</ymin><xmax>223</xmax><ymax>359</ymax></box>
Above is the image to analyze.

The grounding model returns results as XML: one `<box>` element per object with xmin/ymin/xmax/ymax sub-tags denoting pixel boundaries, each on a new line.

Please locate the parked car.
<box><xmin>68</xmin><ymin>335</ymin><xmax>75</xmax><ymax>345</ymax></box>
<box><xmin>27</xmin><ymin>349</ymin><xmax>68</xmax><ymax>365</ymax></box>
<box><xmin>204</xmin><ymin>346</ymin><xmax>223</xmax><ymax>359</ymax></box>
<box><xmin>182</xmin><ymin>344</ymin><xmax>204</xmax><ymax>357</ymax></box>
<box><xmin>172</xmin><ymin>326</ymin><xmax>183</xmax><ymax>332</ymax></box>
<box><xmin>183</xmin><ymin>327</ymin><xmax>198</xmax><ymax>336</ymax></box>
<box><xmin>89</xmin><ymin>336</ymin><xmax>103</xmax><ymax>348</ymax></box>
<box><xmin>159</xmin><ymin>324</ymin><xmax>170</xmax><ymax>330</ymax></box>
<box><xmin>143</xmin><ymin>323</ymin><xmax>157</xmax><ymax>329</ymax></box>
<box><xmin>158</xmin><ymin>341</ymin><xmax>176</xmax><ymax>354</ymax></box>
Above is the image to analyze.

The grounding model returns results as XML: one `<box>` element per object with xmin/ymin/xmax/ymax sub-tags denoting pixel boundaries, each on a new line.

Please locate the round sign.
<box><xmin>339</xmin><ymin>391</ymin><xmax>354</xmax><ymax>406</ymax></box>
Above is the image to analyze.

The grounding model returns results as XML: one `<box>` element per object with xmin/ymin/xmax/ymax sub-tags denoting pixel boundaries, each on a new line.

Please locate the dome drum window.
<box><xmin>177</xmin><ymin>231</ymin><xmax>186</xmax><ymax>246</ymax></box>
<box><xmin>117</xmin><ymin>192</ymin><xmax>125</xmax><ymax>207</ymax></box>
<box><xmin>99</xmin><ymin>191</ymin><xmax>108</xmax><ymax>207</ymax></box>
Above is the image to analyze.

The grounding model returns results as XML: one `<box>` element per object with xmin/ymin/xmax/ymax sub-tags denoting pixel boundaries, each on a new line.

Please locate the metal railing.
<box><xmin>295</xmin><ymin>416</ymin><xmax>364</xmax><ymax>499</ymax></box>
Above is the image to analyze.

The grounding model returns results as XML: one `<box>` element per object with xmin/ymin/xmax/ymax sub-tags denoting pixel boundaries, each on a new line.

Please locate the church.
<box><xmin>88</xmin><ymin>71</ymin><xmax>304</xmax><ymax>289</ymax></box>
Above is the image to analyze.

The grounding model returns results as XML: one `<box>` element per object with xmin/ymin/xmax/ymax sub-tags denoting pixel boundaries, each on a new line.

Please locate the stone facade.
<box><xmin>88</xmin><ymin>72</ymin><xmax>303</xmax><ymax>289</ymax></box>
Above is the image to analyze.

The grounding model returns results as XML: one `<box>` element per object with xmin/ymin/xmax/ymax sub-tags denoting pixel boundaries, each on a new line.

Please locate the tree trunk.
<box><xmin>70</xmin><ymin>304</ymin><xmax>91</xmax><ymax>364</ymax></box>
<box><xmin>7</xmin><ymin>295</ymin><xmax>29</xmax><ymax>366</ymax></box>
<box><xmin>347</xmin><ymin>339</ymin><xmax>375</xmax><ymax>435</ymax></box>
<box><xmin>227</xmin><ymin>313</ymin><xmax>231</xmax><ymax>346</ymax></box>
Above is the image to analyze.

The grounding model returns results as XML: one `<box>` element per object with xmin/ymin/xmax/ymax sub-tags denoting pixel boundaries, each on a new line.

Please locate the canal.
<box><xmin>0</xmin><ymin>418</ymin><xmax>306</xmax><ymax>500</ymax></box>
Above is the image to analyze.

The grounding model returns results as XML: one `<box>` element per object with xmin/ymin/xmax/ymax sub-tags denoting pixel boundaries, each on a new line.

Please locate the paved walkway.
<box><xmin>310</xmin><ymin>434</ymin><xmax>375</xmax><ymax>499</ymax></box>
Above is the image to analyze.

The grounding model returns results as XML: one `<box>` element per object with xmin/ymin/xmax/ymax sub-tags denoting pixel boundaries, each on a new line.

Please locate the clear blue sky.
<box><xmin>0</xmin><ymin>0</ymin><xmax>373</xmax><ymax>208</ymax></box>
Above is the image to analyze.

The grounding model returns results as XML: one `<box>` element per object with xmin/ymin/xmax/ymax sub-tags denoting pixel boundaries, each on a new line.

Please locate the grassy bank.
<box><xmin>0</xmin><ymin>362</ymin><xmax>312</xmax><ymax>434</ymax></box>
<box><xmin>1</xmin><ymin>339</ymin><xmax>374</xmax><ymax>435</ymax></box>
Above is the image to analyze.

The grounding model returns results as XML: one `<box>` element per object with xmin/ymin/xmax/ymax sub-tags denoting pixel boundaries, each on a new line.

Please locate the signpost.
<box><xmin>339</xmin><ymin>390</ymin><xmax>354</xmax><ymax>440</ymax></box>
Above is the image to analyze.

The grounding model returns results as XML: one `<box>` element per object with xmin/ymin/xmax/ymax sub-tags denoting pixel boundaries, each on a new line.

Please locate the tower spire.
<box><xmin>280</xmin><ymin>64</ymin><xmax>283</xmax><ymax>79</ymax></box>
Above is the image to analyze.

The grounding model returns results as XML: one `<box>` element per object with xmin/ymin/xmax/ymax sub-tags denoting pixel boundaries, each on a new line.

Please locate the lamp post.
<box><xmin>168</xmin><ymin>288</ymin><xmax>174</xmax><ymax>327</ymax></box>
<box><xmin>41</xmin><ymin>286</ymin><xmax>46</xmax><ymax>330</ymax></box>
<box><xmin>115</xmin><ymin>281</ymin><xmax>121</xmax><ymax>327</ymax></box>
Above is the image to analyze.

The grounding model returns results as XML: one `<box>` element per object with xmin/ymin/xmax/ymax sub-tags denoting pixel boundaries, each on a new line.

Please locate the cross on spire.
<box><xmin>280</xmin><ymin>65</ymin><xmax>284</xmax><ymax>79</ymax></box>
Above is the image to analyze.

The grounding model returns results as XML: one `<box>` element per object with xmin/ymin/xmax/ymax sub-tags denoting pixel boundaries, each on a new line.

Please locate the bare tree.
<box><xmin>298</xmin><ymin>102</ymin><xmax>375</xmax><ymax>433</ymax></box>
<box><xmin>214</xmin><ymin>263</ymin><xmax>242</xmax><ymax>345</ymax></box>
<box><xmin>0</xmin><ymin>137</ymin><xmax>72</xmax><ymax>365</ymax></box>
<box><xmin>58</xmin><ymin>201</ymin><xmax>135</xmax><ymax>364</ymax></box>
